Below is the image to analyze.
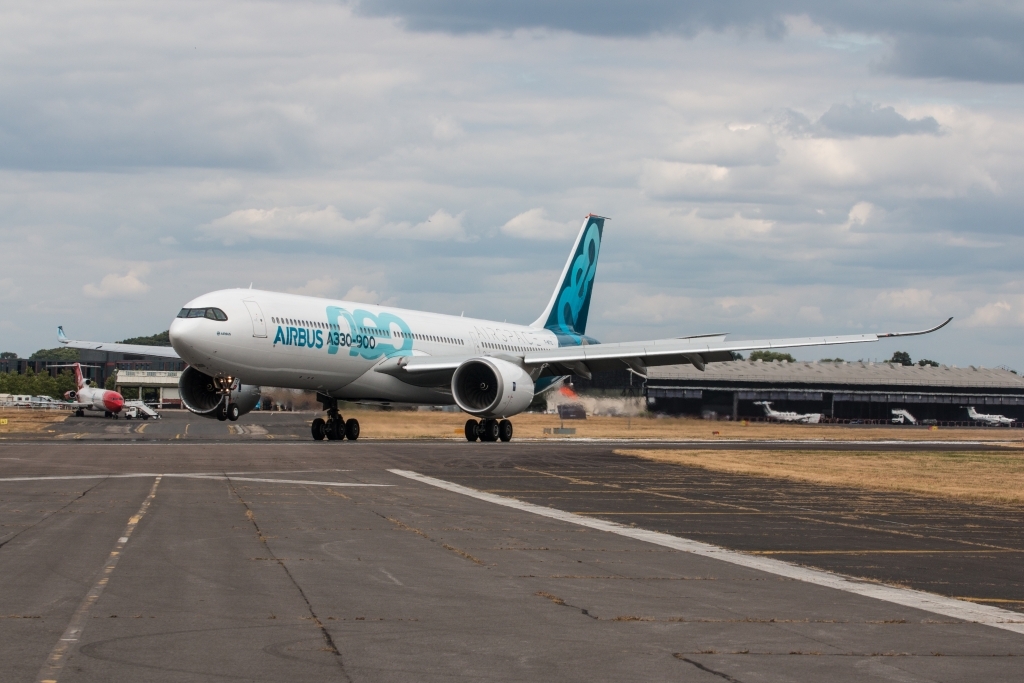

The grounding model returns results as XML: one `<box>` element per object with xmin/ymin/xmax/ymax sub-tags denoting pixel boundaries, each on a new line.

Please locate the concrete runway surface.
<box><xmin>2</xmin><ymin>421</ymin><xmax>1023</xmax><ymax>681</ymax></box>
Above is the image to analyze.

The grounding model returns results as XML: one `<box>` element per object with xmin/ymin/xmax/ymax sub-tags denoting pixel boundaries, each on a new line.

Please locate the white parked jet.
<box><xmin>58</xmin><ymin>214</ymin><xmax>951</xmax><ymax>442</ymax></box>
<box><xmin>754</xmin><ymin>401</ymin><xmax>822</xmax><ymax>424</ymax></box>
<box><xmin>967</xmin><ymin>406</ymin><xmax>1015</xmax><ymax>426</ymax></box>
<box><xmin>55</xmin><ymin>362</ymin><xmax>125</xmax><ymax>417</ymax></box>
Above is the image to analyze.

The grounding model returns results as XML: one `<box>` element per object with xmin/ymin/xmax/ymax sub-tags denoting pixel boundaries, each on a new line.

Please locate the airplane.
<box><xmin>754</xmin><ymin>401</ymin><xmax>822</xmax><ymax>424</ymax></box>
<box><xmin>967</xmin><ymin>406</ymin><xmax>1015</xmax><ymax>426</ymax></box>
<box><xmin>891</xmin><ymin>408</ymin><xmax>917</xmax><ymax>425</ymax></box>
<box><xmin>55</xmin><ymin>362</ymin><xmax>125</xmax><ymax>418</ymax></box>
<box><xmin>58</xmin><ymin>214</ymin><xmax>951</xmax><ymax>442</ymax></box>
<box><xmin>57</xmin><ymin>325</ymin><xmax>259</xmax><ymax>422</ymax></box>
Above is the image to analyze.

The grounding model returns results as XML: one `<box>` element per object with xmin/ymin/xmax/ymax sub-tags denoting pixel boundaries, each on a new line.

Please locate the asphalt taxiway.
<box><xmin>2</xmin><ymin>424</ymin><xmax>1023</xmax><ymax>681</ymax></box>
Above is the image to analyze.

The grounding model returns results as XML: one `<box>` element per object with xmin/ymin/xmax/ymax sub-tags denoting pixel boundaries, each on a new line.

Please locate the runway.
<box><xmin>2</xmin><ymin>436</ymin><xmax>1023</xmax><ymax>681</ymax></box>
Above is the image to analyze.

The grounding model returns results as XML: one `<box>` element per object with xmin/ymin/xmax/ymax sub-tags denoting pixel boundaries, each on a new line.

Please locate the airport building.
<box><xmin>113</xmin><ymin>369</ymin><xmax>183</xmax><ymax>408</ymax></box>
<box><xmin>0</xmin><ymin>349</ymin><xmax>184</xmax><ymax>389</ymax></box>
<box><xmin>645</xmin><ymin>360</ymin><xmax>1024</xmax><ymax>424</ymax></box>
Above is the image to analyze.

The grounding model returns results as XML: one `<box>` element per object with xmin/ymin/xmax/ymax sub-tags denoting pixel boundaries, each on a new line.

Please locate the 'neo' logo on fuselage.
<box><xmin>272</xmin><ymin>307</ymin><xmax>414</xmax><ymax>362</ymax></box>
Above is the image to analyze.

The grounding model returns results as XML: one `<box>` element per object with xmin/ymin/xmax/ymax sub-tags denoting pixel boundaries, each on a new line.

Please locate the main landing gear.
<box><xmin>464</xmin><ymin>418</ymin><xmax>513</xmax><ymax>442</ymax></box>
<box><xmin>312</xmin><ymin>394</ymin><xmax>359</xmax><ymax>442</ymax></box>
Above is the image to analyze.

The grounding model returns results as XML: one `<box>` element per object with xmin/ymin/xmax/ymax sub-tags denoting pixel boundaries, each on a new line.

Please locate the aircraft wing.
<box><xmin>57</xmin><ymin>326</ymin><xmax>181</xmax><ymax>359</ymax></box>
<box><xmin>522</xmin><ymin>318</ymin><xmax>953</xmax><ymax>373</ymax></box>
<box><xmin>375</xmin><ymin>317</ymin><xmax>952</xmax><ymax>384</ymax></box>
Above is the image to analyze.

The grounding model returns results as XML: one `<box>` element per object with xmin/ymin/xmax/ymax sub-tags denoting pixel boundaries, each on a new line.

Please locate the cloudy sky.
<box><xmin>1</xmin><ymin>1</ymin><xmax>1023</xmax><ymax>367</ymax></box>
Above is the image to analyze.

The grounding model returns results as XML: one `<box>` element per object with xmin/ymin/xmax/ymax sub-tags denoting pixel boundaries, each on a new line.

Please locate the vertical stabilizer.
<box><xmin>531</xmin><ymin>214</ymin><xmax>605</xmax><ymax>338</ymax></box>
<box><xmin>71</xmin><ymin>362</ymin><xmax>85</xmax><ymax>390</ymax></box>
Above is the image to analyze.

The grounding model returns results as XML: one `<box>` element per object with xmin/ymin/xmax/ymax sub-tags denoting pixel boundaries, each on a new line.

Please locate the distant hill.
<box><xmin>119</xmin><ymin>330</ymin><xmax>171</xmax><ymax>346</ymax></box>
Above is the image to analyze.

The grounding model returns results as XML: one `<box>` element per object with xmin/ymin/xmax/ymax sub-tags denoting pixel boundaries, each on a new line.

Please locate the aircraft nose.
<box><xmin>104</xmin><ymin>392</ymin><xmax>124</xmax><ymax>412</ymax></box>
<box><xmin>170</xmin><ymin>317</ymin><xmax>196</xmax><ymax>354</ymax></box>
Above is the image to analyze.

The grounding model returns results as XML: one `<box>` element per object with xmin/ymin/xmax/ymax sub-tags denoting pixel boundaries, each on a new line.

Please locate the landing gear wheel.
<box><xmin>75</xmin><ymin>409</ymin><xmax>84</xmax><ymax>417</ymax></box>
<box><xmin>312</xmin><ymin>417</ymin><xmax>326</xmax><ymax>441</ymax></box>
<box><xmin>327</xmin><ymin>418</ymin><xmax>345</xmax><ymax>441</ymax></box>
<box><xmin>345</xmin><ymin>418</ymin><xmax>360</xmax><ymax>441</ymax></box>
<box><xmin>480</xmin><ymin>419</ymin><xmax>499</xmax><ymax>442</ymax></box>
<box><xmin>464</xmin><ymin>419</ymin><xmax>479</xmax><ymax>442</ymax></box>
<box><xmin>227</xmin><ymin>403</ymin><xmax>240</xmax><ymax>421</ymax></box>
<box><xmin>498</xmin><ymin>420</ymin><xmax>513</xmax><ymax>442</ymax></box>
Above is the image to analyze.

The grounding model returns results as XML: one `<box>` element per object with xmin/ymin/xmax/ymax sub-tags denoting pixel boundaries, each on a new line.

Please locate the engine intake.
<box><xmin>452</xmin><ymin>357</ymin><xmax>534</xmax><ymax>419</ymax></box>
<box><xmin>179</xmin><ymin>366</ymin><xmax>262</xmax><ymax>418</ymax></box>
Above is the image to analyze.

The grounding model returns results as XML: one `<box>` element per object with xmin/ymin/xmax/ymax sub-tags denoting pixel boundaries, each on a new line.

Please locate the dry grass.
<box><xmin>0</xmin><ymin>409</ymin><xmax>70</xmax><ymax>433</ymax></box>
<box><xmin>617</xmin><ymin>448</ymin><xmax>1024</xmax><ymax>505</ymax></box>
<box><xmin>332</xmin><ymin>410</ymin><xmax>1022</xmax><ymax>444</ymax></box>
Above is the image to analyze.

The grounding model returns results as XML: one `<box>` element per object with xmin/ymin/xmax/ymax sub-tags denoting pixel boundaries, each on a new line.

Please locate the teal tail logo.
<box><xmin>544</xmin><ymin>216</ymin><xmax>603</xmax><ymax>339</ymax></box>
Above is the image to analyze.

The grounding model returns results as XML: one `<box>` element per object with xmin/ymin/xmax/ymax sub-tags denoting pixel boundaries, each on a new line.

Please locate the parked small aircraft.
<box><xmin>755</xmin><ymin>401</ymin><xmax>822</xmax><ymax>424</ymax></box>
<box><xmin>967</xmin><ymin>406</ymin><xmax>1015</xmax><ymax>426</ymax></box>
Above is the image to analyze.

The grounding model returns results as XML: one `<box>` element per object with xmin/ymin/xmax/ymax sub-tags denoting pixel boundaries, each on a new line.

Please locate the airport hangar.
<box><xmin>644</xmin><ymin>360</ymin><xmax>1024</xmax><ymax>424</ymax></box>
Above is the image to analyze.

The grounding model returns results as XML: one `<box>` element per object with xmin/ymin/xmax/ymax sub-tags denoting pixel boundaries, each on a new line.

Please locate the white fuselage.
<box><xmin>755</xmin><ymin>402</ymin><xmax>821</xmax><ymax>424</ymax></box>
<box><xmin>967</xmin><ymin>407</ymin><xmax>1014</xmax><ymax>426</ymax></box>
<box><xmin>170</xmin><ymin>289</ymin><xmax>563</xmax><ymax>403</ymax></box>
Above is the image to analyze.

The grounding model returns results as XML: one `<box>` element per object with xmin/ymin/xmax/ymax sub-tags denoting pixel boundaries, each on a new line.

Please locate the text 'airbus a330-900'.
<box><xmin>59</xmin><ymin>214</ymin><xmax>952</xmax><ymax>442</ymax></box>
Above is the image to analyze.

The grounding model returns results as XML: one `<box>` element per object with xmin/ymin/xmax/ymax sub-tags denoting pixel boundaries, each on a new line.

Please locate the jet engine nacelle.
<box><xmin>452</xmin><ymin>357</ymin><xmax>535</xmax><ymax>419</ymax></box>
<box><xmin>64</xmin><ymin>390</ymin><xmax>77</xmax><ymax>400</ymax></box>
<box><xmin>179</xmin><ymin>366</ymin><xmax>262</xmax><ymax>419</ymax></box>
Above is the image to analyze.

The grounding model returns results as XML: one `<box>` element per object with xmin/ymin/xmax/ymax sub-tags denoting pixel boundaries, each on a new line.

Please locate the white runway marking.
<box><xmin>389</xmin><ymin>469</ymin><xmax>1024</xmax><ymax>636</ymax></box>
<box><xmin>36</xmin><ymin>476</ymin><xmax>162</xmax><ymax>683</ymax></box>
<box><xmin>0</xmin><ymin>472</ymin><xmax>389</xmax><ymax>487</ymax></box>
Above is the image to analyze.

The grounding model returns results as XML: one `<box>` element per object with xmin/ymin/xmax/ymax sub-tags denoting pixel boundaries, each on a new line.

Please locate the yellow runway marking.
<box><xmin>135</xmin><ymin>423</ymin><xmax>148</xmax><ymax>434</ymax></box>
<box><xmin>36</xmin><ymin>476</ymin><xmax>161</xmax><ymax>683</ymax></box>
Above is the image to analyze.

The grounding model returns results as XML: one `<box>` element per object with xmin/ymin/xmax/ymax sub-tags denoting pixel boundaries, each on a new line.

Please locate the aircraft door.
<box><xmin>243</xmin><ymin>300</ymin><xmax>267</xmax><ymax>338</ymax></box>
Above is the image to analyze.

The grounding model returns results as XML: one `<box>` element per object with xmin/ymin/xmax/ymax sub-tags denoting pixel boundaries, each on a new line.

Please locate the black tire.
<box><xmin>126</xmin><ymin>414</ymin><xmax>133</xmax><ymax>420</ymax></box>
<box><xmin>104</xmin><ymin>411</ymin><xmax>111</xmax><ymax>418</ymax></box>
<box><xmin>480</xmin><ymin>419</ymin><xmax>499</xmax><ymax>442</ymax></box>
<box><xmin>345</xmin><ymin>418</ymin><xmax>360</xmax><ymax>441</ymax></box>
<box><xmin>312</xmin><ymin>417</ymin><xmax>326</xmax><ymax>441</ymax></box>
<box><xmin>227</xmin><ymin>403</ymin><xmax>240</xmax><ymax>421</ymax></box>
<box><xmin>464</xmin><ymin>419</ymin><xmax>479</xmax><ymax>442</ymax></box>
<box><xmin>75</xmin><ymin>409</ymin><xmax>84</xmax><ymax>417</ymax></box>
<box><xmin>498</xmin><ymin>419</ymin><xmax>513</xmax><ymax>442</ymax></box>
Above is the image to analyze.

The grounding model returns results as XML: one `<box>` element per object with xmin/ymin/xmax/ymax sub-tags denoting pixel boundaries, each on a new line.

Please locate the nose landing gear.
<box><xmin>312</xmin><ymin>393</ymin><xmax>360</xmax><ymax>442</ymax></box>
<box><xmin>464</xmin><ymin>418</ymin><xmax>514</xmax><ymax>442</ymax></box>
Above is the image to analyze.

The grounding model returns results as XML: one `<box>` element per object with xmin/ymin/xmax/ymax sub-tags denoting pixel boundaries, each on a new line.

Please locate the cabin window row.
<box><xmin>483</xmin><ymin>341</ymin><xmax>529</xmax><ymax>353</ymax></box>
<box><xmin>270</xmin><ymin>317</ymin><xmax>464</xmax><ymax>346</ymax></box>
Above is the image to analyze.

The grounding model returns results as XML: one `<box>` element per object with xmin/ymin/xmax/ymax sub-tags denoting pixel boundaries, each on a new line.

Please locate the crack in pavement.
<box><xmin>0</xmin><ymin>478</ymin><xmax>104</xmax><ymax>550</ymax></box>
<box><xmin>226</xmin><ymin>475</ymin><xmax>351</xmax><ymax>682</ymax></box>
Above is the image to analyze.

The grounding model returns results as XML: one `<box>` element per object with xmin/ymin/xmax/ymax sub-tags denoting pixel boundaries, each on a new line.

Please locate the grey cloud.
<box><xmin>352</xmin><ymin>0</ymin><xmax>787</xmax><ymax>37</ymax></box>
<box><xmin>878</xmin><ymin>35</ymin><xmax>1024</xmax><ymax>83</ymax></box>
<box><xmin>353</xmin><ymin>1</ymin><xmax>1024</xmax><ymax>83</ymax></box>
<box><xmin>782</xmin><ymin>103</ymin><xmax>939</xmax><ymax>138</ymax></box>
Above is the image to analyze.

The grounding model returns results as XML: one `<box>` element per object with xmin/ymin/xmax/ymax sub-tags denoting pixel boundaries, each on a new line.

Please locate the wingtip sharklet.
<box><xmin>877</xmin><ymin>316</ymin><xmax>953</xmax><ymax>338</ymax></box>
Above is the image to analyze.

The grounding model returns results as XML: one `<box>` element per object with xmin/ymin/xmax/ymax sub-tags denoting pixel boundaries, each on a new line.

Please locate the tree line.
<box><xmin>0</xmin><ymin>369</ymin><xmax>78</xmax><ymax>398</ymax></box>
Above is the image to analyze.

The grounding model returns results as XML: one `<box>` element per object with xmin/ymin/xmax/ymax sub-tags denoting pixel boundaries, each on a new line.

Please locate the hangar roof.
<box><xmin>648</xmin><ymin>360</ymin><xmax>1024</xmax><ymax>391</ymax></box>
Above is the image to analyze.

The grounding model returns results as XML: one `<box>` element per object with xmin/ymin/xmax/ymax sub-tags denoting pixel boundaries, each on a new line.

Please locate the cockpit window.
<box><xmin>177</xmin><ymin>307</ymin><xmax>228</xmax><ymax>321</ymax></box>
